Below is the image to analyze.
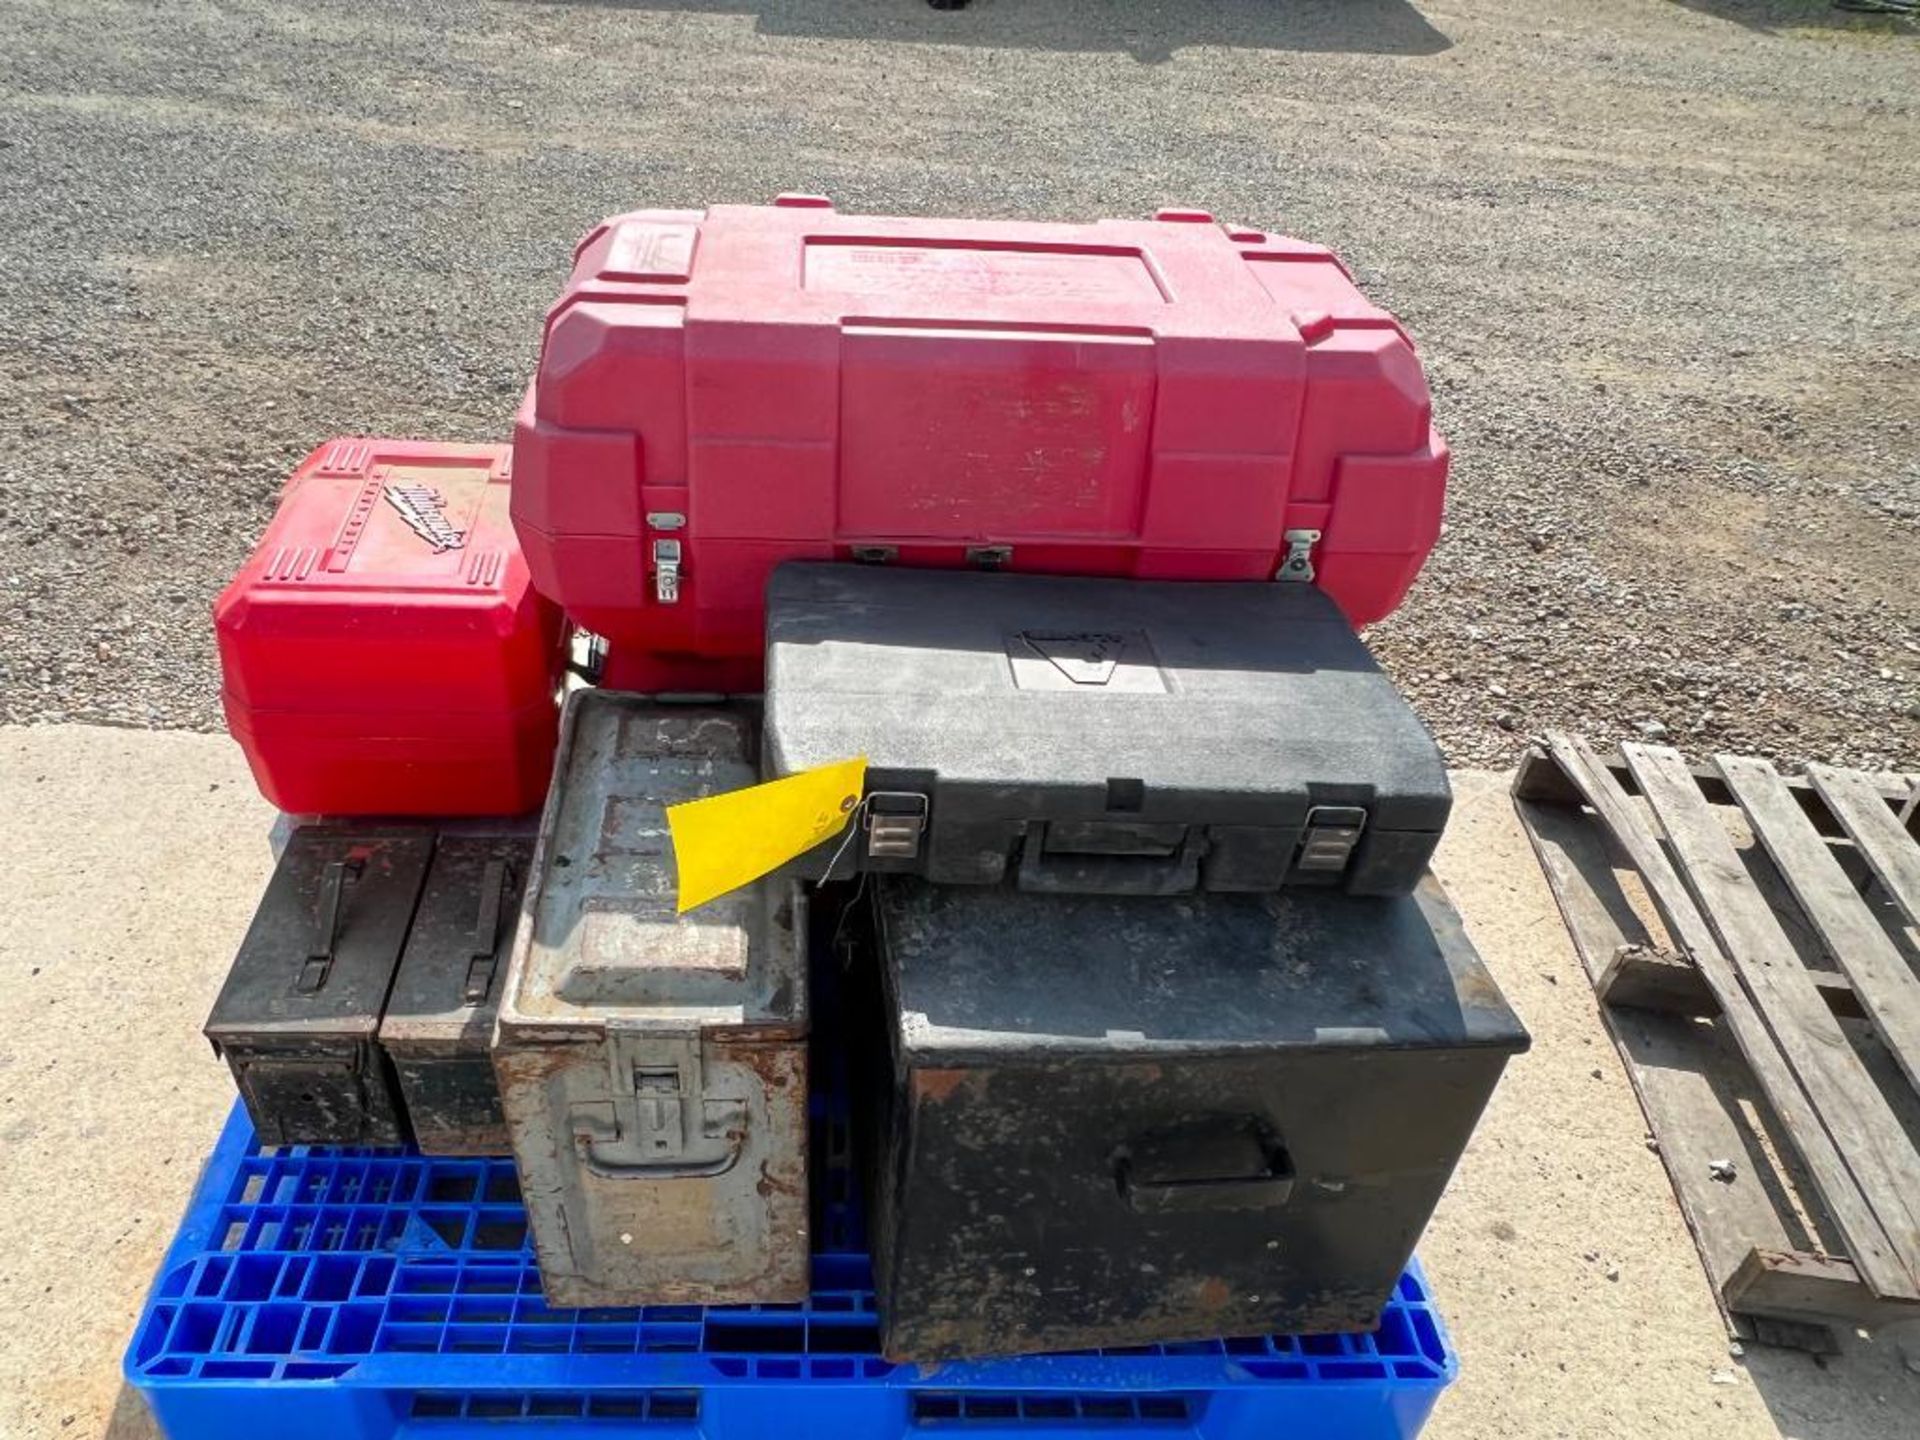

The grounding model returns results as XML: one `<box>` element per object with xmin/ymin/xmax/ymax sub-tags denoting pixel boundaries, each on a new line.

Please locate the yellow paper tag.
<box><xmin>666</xmin><ymin>758</ymin><xmax>867</xmax><ymax>913</ymax></box>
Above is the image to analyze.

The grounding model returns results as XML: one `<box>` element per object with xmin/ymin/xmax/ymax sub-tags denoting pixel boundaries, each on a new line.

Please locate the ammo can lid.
<box><xmin>498</xmin><ymin>692</ymin><xmax>806</xmax><ymax>1037</ymax></box>
<box><xmin>205</xmin><ymin>826</ymin><xmax>435</xmax><ymax>1043</ymax></box>
<box><xmin>379</xmin><ymin>829</ymin><xmax>536</xmax><ymax>1051</ymax></box>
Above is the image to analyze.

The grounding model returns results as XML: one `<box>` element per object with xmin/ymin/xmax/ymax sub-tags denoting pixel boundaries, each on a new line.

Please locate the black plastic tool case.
<box><xmin>856</xmin><ymin>874</ymin><xmax>1528</xmax><ymax>1360</ymax></box>
<box><xmin>764</xmin><ymin>563</ymin><xmax>1449</xmax><ymax>896</ymax></box>
<box><xmin>377</xmin><ymin>828</ymin><xmax>533</xmax><ymax>1156</ymax></box>
<box><xmin>205</xmin><ymin>826</ymin><xmax>434</xmax><ymax>1146</ymax></box>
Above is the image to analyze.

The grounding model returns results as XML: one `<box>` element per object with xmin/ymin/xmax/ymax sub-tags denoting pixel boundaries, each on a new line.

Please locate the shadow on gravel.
<box><xmin>1666</xmin><ymin>0</ymin><xmax>1918</xmax><ymax>33</ymax></box>
<box><xmin>546</xmin><ymin>0</ymin><xmax>1454</xmax><ymax>62</ymax></box>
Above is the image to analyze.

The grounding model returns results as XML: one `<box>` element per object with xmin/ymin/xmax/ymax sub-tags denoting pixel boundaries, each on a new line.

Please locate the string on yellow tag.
<box><xmin>666</xmin><ymin>758</ymin><xmax>868</xmax><ymax>914</ymax></box>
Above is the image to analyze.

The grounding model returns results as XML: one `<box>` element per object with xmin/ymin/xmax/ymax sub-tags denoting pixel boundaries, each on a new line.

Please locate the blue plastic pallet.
<box><xmin>127</xmin><ymin>1098</ymin><xmax>1456</xmax><ymax>1440</ymax></box>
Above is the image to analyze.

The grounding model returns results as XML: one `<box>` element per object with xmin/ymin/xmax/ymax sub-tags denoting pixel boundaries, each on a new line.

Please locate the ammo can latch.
<box><xmin>571</xmin><ymin>1035</ymin><xmax>748</xmax><ymax>1179</ymax></box>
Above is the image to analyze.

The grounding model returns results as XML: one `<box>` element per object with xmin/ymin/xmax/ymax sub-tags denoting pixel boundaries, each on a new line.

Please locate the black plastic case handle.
<box><xmin>1018</xmin><ymin>827</ymin><xmax>1204</xmax><ymax>896</ymax></box>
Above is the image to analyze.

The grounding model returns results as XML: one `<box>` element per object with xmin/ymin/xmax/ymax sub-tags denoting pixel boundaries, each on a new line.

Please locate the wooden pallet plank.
<box><xmin>1513</xmin><ymin>744</ymin><xmax>1916</xmax><ymax>838</ymax></box>
<box><xmin>1598</xmin><ymin>942</ymin><xmax>1864</xmax><ymax>1022</ymax></box>
<box><xmin>1622</xmin><ymin>742</ymin><xmax>1920</xmax><ymax>1296</ymax></box>
<box><xmin>1513</xmin><ymin>787</ymin><xmax>1845</xmax><ymax>1346</ymax></box>
<box><xmin>1809</xmin><ymin>763</ymin><xmax>1920</xmax><ymax>933</ymax></box>
<box><xmin>1542</xmin><ymin>734</ymin><xmax>1918</xmax><ymax>1300</ymax></box>
<box><xmin>1720</xmin><ymin>754</ymin><xmax>1920</xmax><ymax>1095</ymax></box>
<box><xmin>1725</xmin><ymin>1247</ymin><xmax>1920</xmax><ymax>1330</ymax></box>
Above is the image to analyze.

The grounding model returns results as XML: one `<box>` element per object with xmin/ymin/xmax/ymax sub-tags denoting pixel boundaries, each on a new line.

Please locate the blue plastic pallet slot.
<box><xmin>128</xmin><ymin>1075</ymin><xmax>1456</xmax><ymax>1439</ymax></box>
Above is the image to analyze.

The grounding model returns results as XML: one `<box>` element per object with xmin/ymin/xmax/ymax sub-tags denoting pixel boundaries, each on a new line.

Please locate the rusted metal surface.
<box><xmin>494</xmin><ymin>692</ymin><xmax>809</xmax><ymax>1306</ymax></box>
<box><xmin>205</xmin><ymin>825</ymin><xmax>433</xmax><ymax>1147</ymax></box>
<box><xmin>862</xmin><ymin>871</ymin><xmax>1527</xmax><ymax>1360</ymax></box>
<box><xmin>496</xmin><ymin>1037</ymin><xmax>808</xmax><ymax>1306</ymax></box>
<box><xmin>379</xmin><ymin>829</ymin><xmax>534</xmax><ymax>1156</ymax></box>
<box><xmin>387</xmin><ymin>1054</ymin><xmax>509</xmax><ymax>1157</ymax></box>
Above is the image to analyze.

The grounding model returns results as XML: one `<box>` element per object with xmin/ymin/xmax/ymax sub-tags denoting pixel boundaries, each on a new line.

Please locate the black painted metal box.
<box><xmin>377</xmin><ymin>828</ymin><xmax>534</xmax><ymax>1155</ymax></box>
<box><xmin>205</xmin><ymin>825</ymin><xmax>433</xmax><ymax>1146</ymax></box>
<box><xmin>858</xmin><ymin>874</ymin><xmax>1528</xmax><ymax>1360</ymax></box>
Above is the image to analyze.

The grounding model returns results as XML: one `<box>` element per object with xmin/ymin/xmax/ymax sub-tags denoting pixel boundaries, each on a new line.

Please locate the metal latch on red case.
<box><xmin>1276</xmin><ymin>528</ymin><xmax>1322</xmax><ymax>584</ymax></box>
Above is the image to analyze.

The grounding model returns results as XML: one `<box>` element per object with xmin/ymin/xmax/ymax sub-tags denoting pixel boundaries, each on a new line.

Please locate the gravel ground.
<box><xmin>0</xmin><ymin>0</ymin><xmax>1916</xmax><ymax>768</ymax></box>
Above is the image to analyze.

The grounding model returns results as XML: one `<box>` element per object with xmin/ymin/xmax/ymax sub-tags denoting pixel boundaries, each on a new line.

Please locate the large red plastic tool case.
<box><xmin>216</xmin><ymin>438</ymin><xmax>565</xmax><ymax>815</ymax></box>
<box><xmin>513</xmin><ymin>198</ymin><xmax>1449</xmax><ymax>692</ymax></box>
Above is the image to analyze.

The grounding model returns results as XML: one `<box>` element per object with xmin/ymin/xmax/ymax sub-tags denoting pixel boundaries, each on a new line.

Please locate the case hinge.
<box><xmin>1276</xmin><ymin>529</ymin><xmax>1322</xmax><ymax>584</ymax></box>
<box><xmin>570</xmin><ymin>1034</ymin><xmax>746</xmax><ymax>1178</ymax></box>
<box><xmin>1296</xmin><ymin>805</ymin><xmax>1368</xmax><ymax>874</ymax></box>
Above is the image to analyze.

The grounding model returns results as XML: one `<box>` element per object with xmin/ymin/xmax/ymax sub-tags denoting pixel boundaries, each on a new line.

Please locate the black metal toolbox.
<box><xmin>763</xmin><ymin>563</ymin><xmax>1450</xmax><ymax>896</ymax></box>
<box><xmin>855</xmin><ymin>873</ymin><xmax>1528</xmax><ymax>1360</ymax></box>
<box><xmin>205</xmin><ymin>825</ymin><xmax>434</xmax><ymax>1147</ymax></box>
<box><xmin>377</xmin><ymin>828</ymin><xmax>533</xmax><ymax>1155</ymax></box>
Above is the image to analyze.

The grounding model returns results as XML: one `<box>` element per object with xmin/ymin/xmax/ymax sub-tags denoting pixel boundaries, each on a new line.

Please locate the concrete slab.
<box><xmin>0</xmin><ymin>725</ymin><xmax>275</xmax><ymax>1439</ymax></box>
<box><xmin>1425</xmin><ymin>775</ymin><xmax>1920</xmax><ymax>1438</ymax></box>
<box><xmin>0</xmin><ymin>727</ymin><xmax>1914</xmax><ymax>1439</ymax></box>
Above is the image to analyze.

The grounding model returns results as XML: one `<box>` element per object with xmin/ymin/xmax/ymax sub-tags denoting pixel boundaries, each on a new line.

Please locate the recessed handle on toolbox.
<box><xmin>297</xmin><ymin>858</ymin><xmax>362</xmax><ymax>994</ymax></box>
<box><xmin>1114</xmin><ymin>1120</ymin><xmax>1293</xmax><ymax>1214</ymax></box>
<box><xmin>1017</xmin><ymin>826</ymin><xmax>1202</xmax><ymax>896</ymax></box>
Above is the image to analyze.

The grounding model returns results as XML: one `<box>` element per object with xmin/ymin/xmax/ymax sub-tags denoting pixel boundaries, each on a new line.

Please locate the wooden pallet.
<box><xmin>1513</xmin><ymin>736</ymin><xmax>1920</xmax><ymax>1351</ymax></box>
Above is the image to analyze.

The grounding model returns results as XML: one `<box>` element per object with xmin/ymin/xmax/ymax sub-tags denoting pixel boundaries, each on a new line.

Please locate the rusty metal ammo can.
<box><xmin>205</xmin><ymin>825</ymin><xmax>433</xmax><ymax>1147</ymax></box>
<box><xmin>493</xmin><ymin>691</ymin><xmax>809</xmax><ymax>1307</ymax></box>
<box><xmin>378</xmin><ymin>827</ymin><xmax>534</xmax><ymax>1155</ymax></box>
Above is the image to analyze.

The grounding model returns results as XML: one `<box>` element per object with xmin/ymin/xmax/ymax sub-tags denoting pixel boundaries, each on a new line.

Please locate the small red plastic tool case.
<box><xmin>216</xmin><ymin>439</ymin><xmax>565</xmax><ymax>815</ymax></box>
<box><xmin>513</xmin><ymin>197</ymin><xmax>1448</xmax><ymax>692</ymax></box>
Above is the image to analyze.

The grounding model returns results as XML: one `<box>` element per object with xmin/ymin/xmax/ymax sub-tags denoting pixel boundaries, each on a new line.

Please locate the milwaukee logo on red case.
<box><xmin>383</xmin><ymin>483</ymin><xmax>467</xmax><ymax>552</ymax></box>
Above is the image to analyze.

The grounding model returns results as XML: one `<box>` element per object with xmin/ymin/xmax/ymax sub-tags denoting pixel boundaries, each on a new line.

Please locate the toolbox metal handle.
<box><xmin>1114</xmin><ymin>1121</ymin><xmax>1294</xmax><ymax>1214</ymax></box>
<box><xmin>573</xmin><ymin>1111</ymin><xmax>748</xmax><ymax>1181</ymax></box>
<box><xmin>569</xmin><ymin>1054</ymin><xmax>751</xmax><ymax>1182</ymax></box>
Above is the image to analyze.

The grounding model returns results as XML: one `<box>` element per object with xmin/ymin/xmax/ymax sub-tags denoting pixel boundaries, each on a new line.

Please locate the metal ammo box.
<box><xmin>377</xmin><ymin>827</ymin><xmax>534</xmax><ymax>1155</ymax></box>
<box><xmin>205</xmin><ymin>825</ymin><xmax>434</xmax><ymax>1147</ymax></box>
<box><xmin>764</xmin><ymin>563</ymin><xmax>1450</xmax><ymax>896</ymax></box>
<box><xmin>857</xmin><ymin>874</ymin><xmax>1528</xmax><ymax>1360</ymax></box>
<box><xmin>493</xmin><ymin>691</ymin><xmax>810</xmax><ymax>1307</ymax></box>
